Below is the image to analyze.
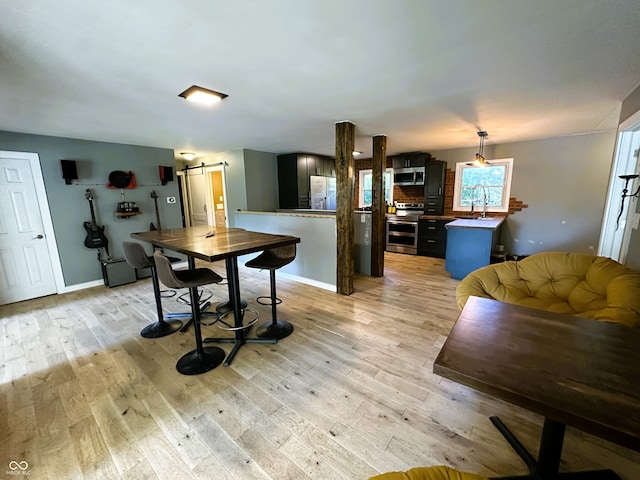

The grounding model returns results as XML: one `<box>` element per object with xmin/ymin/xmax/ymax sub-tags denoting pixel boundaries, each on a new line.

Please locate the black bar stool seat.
<box><xmin>154</xmin><ymin>251</ymin><xmax>226</xmax><ymax>375</ymax></box>
<box><xmin>122</xmin><ymin>241</ymin><xmax>183</xmax><ymax>338</ymax></box>
<box><xmin>245</xmin><ymin>244</ymin><xmax>296</xmax><ymax>339</ymax></box>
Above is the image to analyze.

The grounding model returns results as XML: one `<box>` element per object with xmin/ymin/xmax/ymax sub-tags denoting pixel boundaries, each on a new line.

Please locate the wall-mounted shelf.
<box><xmin>116</xmin><ymin>211</ymin><xmax>142</xmax><ymax>218</ymax></box>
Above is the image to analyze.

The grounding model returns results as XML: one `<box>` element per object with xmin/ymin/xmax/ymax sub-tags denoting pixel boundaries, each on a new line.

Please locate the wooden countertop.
<box><xmin>419</xmin><ymin>215</ymin><xmax>456</xmax><ymax>221</ymax></box>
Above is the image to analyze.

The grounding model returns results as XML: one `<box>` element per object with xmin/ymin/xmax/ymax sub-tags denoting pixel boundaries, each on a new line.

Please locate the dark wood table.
<box><xmin>433</xmin><ymin>296</ymin><xmax>640</xmax><ymax>479</ymax></box>
<box><xmin>132</xmin><ymin>225</ymin><xmax>300</xmax><ymax>366</ymax></box>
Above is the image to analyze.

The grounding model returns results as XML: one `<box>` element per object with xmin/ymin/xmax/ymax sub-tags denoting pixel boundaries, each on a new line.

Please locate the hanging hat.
<box><xmin>107</xmin><ymin>170</ymin><xmax>137</xmax><ymax>189</ymax></box>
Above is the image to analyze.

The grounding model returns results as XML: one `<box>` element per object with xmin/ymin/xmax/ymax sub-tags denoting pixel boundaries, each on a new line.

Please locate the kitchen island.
<box><xmin>445</xmin><ymin>216</ymin><xmax>506</xmax><ymax>280</ymax></box>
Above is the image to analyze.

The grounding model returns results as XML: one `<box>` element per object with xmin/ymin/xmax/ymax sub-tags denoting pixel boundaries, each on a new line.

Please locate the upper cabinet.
<box><xmin>391</xmin><ymin>152</ymin><xmax>430</xmax><ymax>169</ymax></box>
<box><xmin>277</xmin><ymin>153</ymin><xmax>336</xmax><ymax>209</ymax></box>
<box><xmin>316</xmin><ymin>156</ymin><xmax>336</xmax><ymax>177</ymax></box>
<box><xmin>424</xmin><ymin>160</ymin><xmax>446</xmax><ymax>215</ymax></box>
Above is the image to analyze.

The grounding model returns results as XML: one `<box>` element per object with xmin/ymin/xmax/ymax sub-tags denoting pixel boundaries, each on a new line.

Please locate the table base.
<box><xmin>203</xmin><ymin>336</ymin><xmax>276</xmax><ymax>367</ymax></box>
<box><xmin>177</xmin><ymin>301</ymin><xmax>217</xmax><ymax>332</ymax></box>
<box><xmin>215</xmin><ymin>298</ymin><xmax>248</xmax><ymax>314</ymax></box>
<box><xmin>490</xmin><ymin>416</ymin><xmax>621</xmax><ymax>480</ymax></box>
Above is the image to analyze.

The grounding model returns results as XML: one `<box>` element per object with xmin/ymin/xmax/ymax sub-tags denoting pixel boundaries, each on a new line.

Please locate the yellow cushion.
<box><xmin>368</xmin><ymin>465</ymin><xmax>488</xmax><ymax>480</ymax></box>
<box><xmin>456</xmin><ymin>252</ymin><xmax>640</xmax><ymax>327</ymax></box>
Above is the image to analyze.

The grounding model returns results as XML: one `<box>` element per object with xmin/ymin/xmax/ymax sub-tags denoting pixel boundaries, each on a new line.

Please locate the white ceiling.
<box><xmin>2</xmin><ymin>0</ymin><xmax>640</xmax><ymax>159</ymax></box>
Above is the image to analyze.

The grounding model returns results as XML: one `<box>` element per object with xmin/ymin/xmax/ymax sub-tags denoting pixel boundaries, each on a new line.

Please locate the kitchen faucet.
<box><xmin>470</xmin><ymin>184</ymin><xmax>488</xmax><ymax>218</ymax></box>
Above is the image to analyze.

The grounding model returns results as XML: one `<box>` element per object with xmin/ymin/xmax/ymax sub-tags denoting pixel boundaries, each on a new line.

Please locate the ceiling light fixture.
<box><xmin>178</xmin><ymin>85</ymin><xmax>228</xmax><ymax>105</ymax></box>
<box><xmin>473</xmin><ymin>131</ymin><xmax>490</xmax><ymax>168</ymax></box>
<box><xmin>180</xmin><ymin>152</ymin><xmax>196</xmax><ymax>161</ymax></box>
<box><xmin>353</xmin><ymin>151</ymin><xmax>362</xmax><ymax>156</ymax></box>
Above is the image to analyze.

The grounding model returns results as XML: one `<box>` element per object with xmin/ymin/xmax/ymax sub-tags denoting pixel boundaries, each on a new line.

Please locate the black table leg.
<box><xmin>489</xmin><ymin>417</ymin><xmax>621</xmax><ymax>480</ymax></box>
<box><xmin>203</xmin><ymin>256</ymin><xmax>276</xmax><ymax>366</ymax></box>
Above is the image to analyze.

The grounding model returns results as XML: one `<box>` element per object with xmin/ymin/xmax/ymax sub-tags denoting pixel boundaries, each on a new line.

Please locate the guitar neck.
<box><xmin>151</xmin><ymin>191</ymin><xmax>162</xmax><ymax>230</ymax></box>
<box><xmin>87</xmin><ymin>196</ymin><xmax>98</xmax><ymax>225</ymax></box>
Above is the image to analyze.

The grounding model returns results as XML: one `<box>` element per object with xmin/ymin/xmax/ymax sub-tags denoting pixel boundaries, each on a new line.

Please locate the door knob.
<box><xmin>33</xmin><ymin>234</ymin><xmax>44</xmax><ymax>239</ymax></box>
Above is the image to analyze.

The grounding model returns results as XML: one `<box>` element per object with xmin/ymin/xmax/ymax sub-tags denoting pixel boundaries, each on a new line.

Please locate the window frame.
<box><xmin>358</xmin><ymin>168</ymin><xmax>393</xmax><ymax>207</ymax></box>
<box><xmin>453</xmin><ymin>158</ymin><xmax>514</xmax><ymax>213</ymax></box>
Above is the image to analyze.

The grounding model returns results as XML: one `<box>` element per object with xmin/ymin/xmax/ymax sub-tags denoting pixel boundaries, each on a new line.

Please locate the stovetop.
<box><xmin>395</xmin><ymin>203</ymin><xmax>424</xmax><ymax>217</ymax></box>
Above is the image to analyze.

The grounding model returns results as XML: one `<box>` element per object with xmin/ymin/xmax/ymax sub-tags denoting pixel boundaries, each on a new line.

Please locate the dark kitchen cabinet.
<box><xmin>392</xmin><ymin>152</ymin><xmax>430</xmax><ymax>169</ymax></box>
<box><xmin>418</xmin><ymin>218</ymin><xmax>449</xmax><ymax>258</ymax></box>
<box><xmin>424</xmin><ymin>160</ymin><xmax>446</xmax><ymax>215</ymax></box>
<box><xmin>316</xmin><ymin>156</ymin><xmax>336</xmax><ymax>176</ymax></box>
<box><xmin>278</xmin><ymin>153</ymin><xmax>335</xmax><ymax>209</ymax></box>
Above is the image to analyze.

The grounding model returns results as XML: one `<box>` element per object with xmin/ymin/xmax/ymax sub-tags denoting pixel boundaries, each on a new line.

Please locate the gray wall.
<box><xmin>620</xmin><ymin>83</ymin><xmax>640</xmax><ymax>125</ymax></box>
<box><xmin>620</xmin><ymin>83</ymin><xmax>640</xmax><ymax>269</ymax></box>
<box><xmin>243</xmin><ymin>149</ymin><xmax>278</xmax><ymax>212</ymax></box>
<box><xmin>0</xmin><ymin>130</ymin><xmax>181</xmax><ymax>286</ymax></box>
<box><xmin>183</xmin><ymin>148</ymin><xmax>278</xmax><ymax>228</ymax></box>
<box><xmin>431</xmin><ymin>131</ymin><xmax>617</xmax><ymax>256</ymax></box>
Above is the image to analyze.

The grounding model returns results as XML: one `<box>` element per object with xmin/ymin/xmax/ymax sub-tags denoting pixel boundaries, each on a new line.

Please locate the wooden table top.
<box><xmin>132</xmin><ymin>225</ymin><xmax>300</xmax><ymax>262</ymax></box>
<box><xmin>433</xmin><ymin>296</ymin><xmax>640</xmax><ymax>453</ymax></box>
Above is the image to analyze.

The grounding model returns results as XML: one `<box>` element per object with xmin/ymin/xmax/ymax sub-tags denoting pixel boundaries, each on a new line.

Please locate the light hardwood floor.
<box><xmin>1</xmin><ymin>253</ymin><xmax>639</xmax><ymax>479</ymax></box>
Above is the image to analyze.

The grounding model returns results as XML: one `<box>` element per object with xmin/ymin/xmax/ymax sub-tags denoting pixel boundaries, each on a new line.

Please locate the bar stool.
<box><xmin>244</xmin><ymin>244</ymin><xmax>296</xmax><ymax>339</ymax></box>
<box><xmin>153</xmin><ymin>251</ymin><xmax>226</xmax><ymax>375</ymax></box>
<box><xmin>122</xmin><ymin>241</ymin><xmax>183</xmax><ymax>338</ymax></box>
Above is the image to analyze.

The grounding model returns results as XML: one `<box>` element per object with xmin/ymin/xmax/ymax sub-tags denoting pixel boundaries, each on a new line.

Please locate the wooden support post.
<box><xmin>335</xmin><ymin>121</ymin><xmax>355</xmax><ymax>295</ymax></box>
<box><xmin>371</xmin><ymin>135</ymin><xmax>387</xmax><ymax>277</ymax></box>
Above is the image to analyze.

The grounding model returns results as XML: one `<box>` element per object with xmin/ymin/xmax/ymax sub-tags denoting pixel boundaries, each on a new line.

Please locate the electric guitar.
<box><xmin>150</xmin><ymin>190</ymin><xmax>161</xmax><ymax>231</ymax></box>
<box><xmin>83</xmin><ymin>189</ymin><xmax>110</xmax><ymax>255</ymax></box>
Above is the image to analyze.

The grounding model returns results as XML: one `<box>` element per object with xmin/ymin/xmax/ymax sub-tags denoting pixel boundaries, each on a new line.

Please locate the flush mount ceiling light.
<box><xmin>178</xmin><ymin>85</ymin><xmax>228</xmax><ymax>105</ymax></box>
<box><xmin>473</xmin><ymin>131</ymin><xmax>490</xmax><ymax>167</ymax></box>
<box><xmin>353</xmin><ymin>151</ymin><xmax>362</xmax><ymax>156</ymax></box>
<box><xmin>180</xmin><ymin>152</ymin><xmax>196</xmax><ymax>161</ymax></box>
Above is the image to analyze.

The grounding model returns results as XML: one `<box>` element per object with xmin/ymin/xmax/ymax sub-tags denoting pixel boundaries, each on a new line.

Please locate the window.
<box><xmin>359</xmin><ymin>168</ymin><xmax>393</xmax><ymax>207</ymax></box>
<box><xmin>453</xmin><ymin>158</ymin><xmax>514</xmax><ymax>212</ymax></box>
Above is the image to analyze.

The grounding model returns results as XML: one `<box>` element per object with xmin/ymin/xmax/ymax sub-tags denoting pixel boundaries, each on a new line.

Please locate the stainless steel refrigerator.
<box><xmin>310</xmin><ymin>175</ymin><xmax>336</xmax><ymax>210</ymax></box>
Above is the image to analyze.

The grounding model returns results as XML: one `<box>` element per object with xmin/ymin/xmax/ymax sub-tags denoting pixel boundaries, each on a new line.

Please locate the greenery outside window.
<box><xmin>453</xmin><ymin>158</ymin><xmax>514</xmax><ymax>213</ymax></box>
<box><xmin>359</xmin><ymin>169</ymin><xmax>393</xmax><ymax>207</ymax></box>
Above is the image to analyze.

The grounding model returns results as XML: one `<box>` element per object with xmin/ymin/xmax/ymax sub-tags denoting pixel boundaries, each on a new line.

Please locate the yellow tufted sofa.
<box><xmin>369</xmin><ymin>465</ymin><xmax>487</xmax><ymax>480</ymax></box>
<box><xmin>456</xmin><ymin>251</ymin><xmax>640</xmax><ymax>327</ymax></box>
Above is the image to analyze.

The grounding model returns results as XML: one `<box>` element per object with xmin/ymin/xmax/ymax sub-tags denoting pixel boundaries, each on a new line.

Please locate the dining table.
<box><xmin>132</xmin><ymin>225</ymin><xmax>301</xmax><ymax>366</ymax></box>
<box><xmin>433</xmin><ymin>295</ymin><xmax>640</xmax><ymax>479</ymax></box>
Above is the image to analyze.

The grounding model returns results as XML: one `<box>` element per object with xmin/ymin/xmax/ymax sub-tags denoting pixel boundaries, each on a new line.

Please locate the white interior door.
<box><xmin>0</xmin><ymin>152</ymin><xmax>58</xmax><ymax>304</ymax></box>
<box><xmin>599</xmin><ymin>113</ymin><xmax>640</xmax><ymax>262</ymax></box>
<box><xmin>186</xmin><ymin>169</ymin><xmax>208</xmax><ymax>226</ymax></box>
<box><xmin>179</xmin><ymin>163</ymin><xmax>229</xmax><ymax>227</ymax></box>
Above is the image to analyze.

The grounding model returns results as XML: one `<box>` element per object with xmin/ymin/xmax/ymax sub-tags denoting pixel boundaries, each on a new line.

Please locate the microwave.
<box><xmin>393</xmin><ymin>166</ymin><xmax>425</xmax><ymax>186</ymax></box>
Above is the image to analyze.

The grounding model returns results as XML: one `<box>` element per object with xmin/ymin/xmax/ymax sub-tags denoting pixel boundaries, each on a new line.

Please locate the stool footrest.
<box><xmin>216</xmin><ymin>309</ymin><xmax>259</xmax><ymax>331</ymax></box>
<box><xmin>256</xmin><ymin>295</ymin><xmax>282</xmax><ymax>306</ymax></box>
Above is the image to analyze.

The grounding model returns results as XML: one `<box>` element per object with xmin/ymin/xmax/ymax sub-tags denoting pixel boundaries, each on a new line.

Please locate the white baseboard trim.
<box><xmin>277</xmin><ymin>272</ymin><xmax>336</xmax><ymax>292</ymax></box>
<box><xmin>59</xmin><ymin>279</ymin><xmax>104</xmax><ymax>293</ymax></box>
<box><xmin>60</xmin><ymin>262</ymin><xmax>333</xmax><ymax>295</ymax></box>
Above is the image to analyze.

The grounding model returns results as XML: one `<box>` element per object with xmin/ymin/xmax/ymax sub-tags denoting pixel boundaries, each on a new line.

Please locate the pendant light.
<box><xmin>473</xmin><ymin>131</ymin><xmax>490</xmax><ymax>167</ymax></box>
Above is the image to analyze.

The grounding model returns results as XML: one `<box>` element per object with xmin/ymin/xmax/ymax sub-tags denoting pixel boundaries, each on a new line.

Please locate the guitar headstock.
<box><xmin>85</xmin><ymin>189</ymin><xmax>94</xmax><ymax>201</ymax></box>
<box><xmin>150</xmin><ymin>190</ymin><xmax>158</xmax><ymax>199</ymax></box>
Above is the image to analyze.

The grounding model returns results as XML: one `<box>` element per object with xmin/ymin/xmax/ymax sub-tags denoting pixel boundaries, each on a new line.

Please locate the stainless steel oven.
<box><xmin>386</xmin><ymin>203</ymin><xmax>423</xmax><ymax>254</ymax></box>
